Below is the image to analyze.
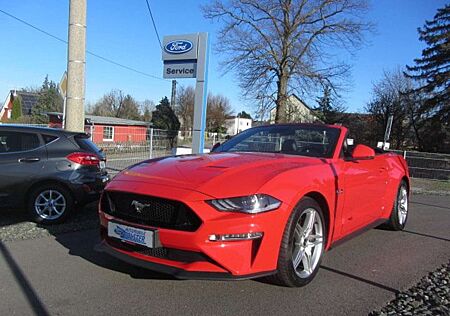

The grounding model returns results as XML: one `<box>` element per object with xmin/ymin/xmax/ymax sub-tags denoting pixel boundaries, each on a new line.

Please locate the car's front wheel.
<box><xmin>271</xmin><ymin>197</ymin><xmax>326</xmax><ymax>287</ymax></box>
<box><xmin>28</xmin><ymin>183</ymin><xmax>74</xmax><ymax>224</ymax></box>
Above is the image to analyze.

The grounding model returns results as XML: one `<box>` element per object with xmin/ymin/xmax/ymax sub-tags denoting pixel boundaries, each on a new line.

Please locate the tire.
<box><xmin>28</xmin><ymin>183</ymin><xmax>74</xmax><ymax>224</ymax></box>
<box><xmin>270</xmin><ymin>197</ymin><xmax>326</xmax><ymax>287</ymax></box>
<box><xmin>385</xmin><ymin>180</ymin><xmax>409</xmax><ymax>231</ymax></box>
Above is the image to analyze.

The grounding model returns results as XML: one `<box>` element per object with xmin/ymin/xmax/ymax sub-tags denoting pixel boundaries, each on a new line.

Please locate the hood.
<box><xmin>112</xmin><ymin>152</ymin><xmax>324</xmax><ymax>198</ymax></box>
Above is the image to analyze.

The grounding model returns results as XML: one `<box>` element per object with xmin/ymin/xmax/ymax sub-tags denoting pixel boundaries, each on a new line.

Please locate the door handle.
<box><xmin>18</xmin><ymin>157</ymin><xmax>40</xmax><ymax>163</ymax></box>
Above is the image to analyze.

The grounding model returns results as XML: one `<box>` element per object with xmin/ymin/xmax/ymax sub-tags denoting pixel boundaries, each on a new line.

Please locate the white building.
<box><xmin>225</xmin><ymin>117</ymin><xmax>252</xmax><ymax>135</ymax></box>
<box><xmin>269</xmin><ymin>94</ymin><xmax>319</xmax><ymax>123</ymax></box>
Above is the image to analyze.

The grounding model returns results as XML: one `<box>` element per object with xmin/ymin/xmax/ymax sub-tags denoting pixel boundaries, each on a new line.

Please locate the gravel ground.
<box><xmin>370</xmin><ymin>261</ymin><xmax>450</xmax><ymax>316</ymax></box>
<box><xmin>0</xmin><ymin>202</ymin><xmax>99</xmax><ymax>242</ymax></box>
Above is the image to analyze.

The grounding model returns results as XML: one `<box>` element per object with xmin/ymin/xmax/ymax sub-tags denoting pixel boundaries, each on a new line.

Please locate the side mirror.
<box><xmin>211</xmin><ymin>142</ymin><xmax>221</xmax><ymax>152</ymax></box>
<box><xmin>351</xmin><ymin>144</ymin><xmax>375</xmax><ymax>160</ymax></box>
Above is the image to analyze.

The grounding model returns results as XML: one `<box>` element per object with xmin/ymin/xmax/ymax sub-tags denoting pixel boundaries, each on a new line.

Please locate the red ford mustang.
<box><xmin>97</xmin><ymin>124</ymin><xmax>409</xmax><ymax>287</ymax></box>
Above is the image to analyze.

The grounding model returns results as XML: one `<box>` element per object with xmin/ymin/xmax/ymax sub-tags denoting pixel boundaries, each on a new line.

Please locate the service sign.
<box><xmin>163</xmin><ymin>61</ymin><xmax>197</xmax><ymax>79</ymax></box>
<box><xmin>162</xmin><ymin>33</ymin><xmax>199</xmax><ymax>61</ymax></box>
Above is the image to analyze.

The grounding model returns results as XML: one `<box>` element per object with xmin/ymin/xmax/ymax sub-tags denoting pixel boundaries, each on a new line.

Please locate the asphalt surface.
<box><xmin>0</xmin><ymin>194</ymin><xmax>449</xmax><ymax>316</ymax></box>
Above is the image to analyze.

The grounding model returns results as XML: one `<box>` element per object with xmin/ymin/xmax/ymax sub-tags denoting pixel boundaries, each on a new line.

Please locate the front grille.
<box><xmin>101</xmin><ymin>191</ymin><xmax>202</xmax><ymax>232</ymax></box>
<box><xmin>106</xmin><ymin>237</ymin><xmax>210</xmax><ymax>263</ymax></box>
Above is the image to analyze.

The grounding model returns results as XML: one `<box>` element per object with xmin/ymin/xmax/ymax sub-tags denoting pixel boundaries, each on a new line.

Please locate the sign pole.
<box><xmin>161</xmin><ymin>32</ymin><xmax>209</xmax><ymax>155</ymax></box>
<box><xmin>192</xmin><ymin>33</ymin><xmax>209</xmax><ymax>154</ymax></box>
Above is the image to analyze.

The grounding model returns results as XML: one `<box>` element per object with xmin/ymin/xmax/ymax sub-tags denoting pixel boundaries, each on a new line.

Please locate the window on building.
<box><xmin>103</xmin><ymin>126</ymin><xmax>114</xmax><ymax>141</ymax></box>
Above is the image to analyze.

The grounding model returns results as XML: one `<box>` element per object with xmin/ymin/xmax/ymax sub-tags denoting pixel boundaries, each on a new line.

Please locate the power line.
<box><xmin>144</xmin><ymin>0</ymin><xmax>162</xmax><ymax>49</ymax></box>
<box><xmin>0</xmin><ymin>8</ymin><xmax>165</xmax><ymax>81</ymax></box>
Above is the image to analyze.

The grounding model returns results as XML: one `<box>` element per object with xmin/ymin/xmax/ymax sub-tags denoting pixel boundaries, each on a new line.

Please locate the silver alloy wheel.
<box><xmin>34</xmin><ymin>189</ymin><xmax>67</xmax><ymax>220</ymax></box>
<box><xmin>398</xmin><ymin>187</ymin><xmax>408</xmax><ymax>225</ymax></box>
<box><xmin>292</xmin><ymin>208</ymin><xmax>324</xmax><ymax>278</ymax></box>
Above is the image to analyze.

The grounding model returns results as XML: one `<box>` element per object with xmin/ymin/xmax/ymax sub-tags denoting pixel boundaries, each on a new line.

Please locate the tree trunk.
<box><xmin>275</xmin><ymin>74</ymin><xmax>289</xmax><ymax>123</ymax></box>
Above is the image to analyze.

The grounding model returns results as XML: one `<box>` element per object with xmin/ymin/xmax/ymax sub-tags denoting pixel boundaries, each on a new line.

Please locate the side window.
<box><xmin>0</xmin><ymin>131</ymin><xmax>41</xmax><ymax>153</ymax></box>
<box><xmin>42</xmin><ymin>134</ymin><xmax>58</xmax><ymax>144</ymax></box>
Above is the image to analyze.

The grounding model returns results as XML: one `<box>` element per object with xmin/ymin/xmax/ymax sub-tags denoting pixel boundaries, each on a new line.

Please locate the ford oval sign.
<box><xmin>164</xmin><ymin>40</ymin><xmax>193</xmax><ymax>54</ymax></box>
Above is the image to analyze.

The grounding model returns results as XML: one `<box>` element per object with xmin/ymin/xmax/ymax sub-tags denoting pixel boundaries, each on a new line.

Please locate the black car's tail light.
<box><xmin>67</xmin><ymin>152</ymin><xmax>100</xmax><ymax>166</ymax></box>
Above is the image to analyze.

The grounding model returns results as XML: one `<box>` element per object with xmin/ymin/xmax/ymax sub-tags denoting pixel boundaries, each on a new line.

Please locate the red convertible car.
<box><xmin>97</xmin><ymin>124</ymin><xmax>409</xmax><ymax>287</ymax></box>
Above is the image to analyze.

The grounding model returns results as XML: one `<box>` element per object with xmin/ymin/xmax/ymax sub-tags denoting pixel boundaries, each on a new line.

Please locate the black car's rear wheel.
<box><xmin>270</xmin><ymin>197</ymin><xmax>326</xmax><ymax>287</ymax></box>
<box><xmin>28</xmin><ymin>183</ymin><xmax>73</xmax><ymax>224</ymax></box>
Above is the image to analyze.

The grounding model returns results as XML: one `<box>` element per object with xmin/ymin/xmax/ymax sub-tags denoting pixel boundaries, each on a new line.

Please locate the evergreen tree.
<box><xmin>237</xmin><ymin>111</ymin><xmax>252</xmax><ymax>120</ymax></box>
<box><xmin>314</xmin><ymin>85</ymin><xmax>347</xmax><ymax>124</ymax></box>
<box><xmin>405</xmin><ymin>4</ymin><xmax>449</xmax><ymax>153</ymax></box>
<box><xmin>31</xmin><ymin>75</ymin><xmax>63</xmax><ymax>123</ymax></box>
<box><xmin>406</xmin><ymin>4</ymin><xmax>449</xmax><ymax>111</ymax></box>
<box><xmin>11</xmin><ymin>96</ymin><xmax>23</xmax><ymax>120</ymax></box>
<box><xmin>151</xmin><ymin>97</ymin><xmax>180</xmax><ymax>148</ymax></box>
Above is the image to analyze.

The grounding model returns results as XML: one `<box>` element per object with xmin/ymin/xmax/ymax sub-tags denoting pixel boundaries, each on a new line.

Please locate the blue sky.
<box><xmin>0</xmin><ymin>0</ymin><xmax>447</xmax><ymax>115</ymax></box>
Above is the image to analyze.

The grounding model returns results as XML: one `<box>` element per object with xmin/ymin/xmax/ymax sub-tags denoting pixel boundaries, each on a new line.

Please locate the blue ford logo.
<box><xmin>164</xmin><ymin>40</ymin><xmax>193</xmax><ymax>54</ymax></box>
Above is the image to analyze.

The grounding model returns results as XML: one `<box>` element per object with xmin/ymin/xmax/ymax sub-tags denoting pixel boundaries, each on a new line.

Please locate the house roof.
<box><xmin>46</xmin><ymin>112</ymin><xmax>151</xmax><ymax>126</ymax></box>
<box><xmin>14</xmin><ymin>91</ymin><xmax>40</xmax><ymax>115</ymax></box>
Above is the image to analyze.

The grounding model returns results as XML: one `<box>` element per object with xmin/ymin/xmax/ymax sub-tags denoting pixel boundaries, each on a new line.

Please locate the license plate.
<box><xmin>108</xmin><ymin>222</ymin><xmax>154</xmax><ymax>248</ymax></box>
<box><xmin>100</xmin><ymin>161</ymin><xmax>106</xmax><ymax>169</ymax></box>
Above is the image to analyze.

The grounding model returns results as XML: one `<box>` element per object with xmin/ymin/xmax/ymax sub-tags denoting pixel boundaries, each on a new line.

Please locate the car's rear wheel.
<box><xmin>270</xmin><ymin>197</ymin><xmax>326</xmax><ymax>287</ymax></box>
<box><xmin>28</xmin><ymin>183</ymin><xmax>73</xmax><ymax>224</ymax></box>
<box><xmin>385</xmin><ymin>180</ymin><xmax>409</xmax><ymax>231</ymax></box>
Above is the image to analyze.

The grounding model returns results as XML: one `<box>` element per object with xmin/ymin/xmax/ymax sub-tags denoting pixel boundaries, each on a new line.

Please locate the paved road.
<box><xmin>1</xmin><ymin>195</ymin><xmax>449</xmax><ymax>316</ymax></box>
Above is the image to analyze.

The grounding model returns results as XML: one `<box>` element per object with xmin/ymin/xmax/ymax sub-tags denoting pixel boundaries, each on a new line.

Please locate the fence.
<box><xmin>390</xmin><ymin>150</ymin><xmax>450</xmax><ymax>181</ymax></box>
<box><xmin>102</xmin><ymin>129</ymin><xmax>229</xmax><ymax>175</ymax></box>
<box><xmin>2</xmin><ymin>122</ymin><xmax>449</xmax><ymax>181</ymax></box>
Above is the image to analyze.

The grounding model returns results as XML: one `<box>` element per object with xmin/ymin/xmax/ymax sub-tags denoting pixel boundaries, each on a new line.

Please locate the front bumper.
<box><xmin>98</xmin><ymin>182</ymin><xmax>291</xmax><ymax>278</ymax></box>
<box><xmin>95</xmin><ymin>240</ymin><xmax>275</xmax><ymax>280</ymax></box>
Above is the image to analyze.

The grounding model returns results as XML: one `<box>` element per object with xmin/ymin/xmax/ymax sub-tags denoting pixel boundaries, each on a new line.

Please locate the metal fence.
<box><xmin>2</xmin><ymin>122</ymin><xmax>449</xmax><ymax>181</ymax></box>
<box><xmin>390</xmin><ymin>150</ymin><xmax>450</xmax><ymax>181</ymax></box>
<box><xmin>103</xmin><ymin>129</ymin><xmax>229</xmax><ymax>175</ymax></box>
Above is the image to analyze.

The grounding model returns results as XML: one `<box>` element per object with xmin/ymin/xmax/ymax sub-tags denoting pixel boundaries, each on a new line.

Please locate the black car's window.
<box><xmin>215</xmin><ymin>125</ymin><xmax>341</xmax><ymax>158</ymax></box>
<box><xmin>42</xmin><ymin>134</ymin><xmax>58</xmax><ymax>144</ymax></box>
<box><xmin>74</xmin><ymin>134</ymin><xmax>101</xmax><ymax>154</ymax></box>
<box><xmin>0</xmin><ymin>131</ymin><xmax>41</xmax><ymax>153</ymax></box>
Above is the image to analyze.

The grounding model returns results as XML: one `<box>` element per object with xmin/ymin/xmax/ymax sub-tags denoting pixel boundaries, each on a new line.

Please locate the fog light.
<box><xmin>208</xmin><ymin>232</ymin><xmax>263</xmax><ymax>241</ymax></box>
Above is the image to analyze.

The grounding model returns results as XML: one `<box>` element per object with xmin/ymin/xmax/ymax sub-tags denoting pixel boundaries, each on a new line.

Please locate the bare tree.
<box><xmin>203</xmin><ymin>0</ymin><xmax>370</xmax><ymax>123</ymax></box>
<box><xmin>175</xmin><ymin>86</ymin><xmax>195</xmax><ymax>130</ymax></box>
<box><xmin>365</xmin><ymin>69</ymin><xmax>416</xmax><ymax>149</ymax></box>
<box><xmin>207</xmin><ymin>93</ymin><xmax>234</xmax><ymax>133</ymax></box>
<box><xmin>141</xmin><ymin>99</ymin><xmax>155</xmax><ymax>122</ymax></box>
<box><xmin>90</xmin><ymin>89</ymin><xmax>140</xmax><ymax>120</ymax></box>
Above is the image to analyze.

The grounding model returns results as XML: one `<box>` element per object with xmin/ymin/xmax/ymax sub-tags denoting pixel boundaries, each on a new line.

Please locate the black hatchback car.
<box><xmin>0</xmin><ymin>125</ymin><xmax>109</xmax><ymax>224</ymax></box>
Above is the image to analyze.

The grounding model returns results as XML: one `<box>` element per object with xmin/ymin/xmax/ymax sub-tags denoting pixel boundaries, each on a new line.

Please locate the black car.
<box><xmin>0</xmin><ymin>125</ymin><xmax>109</xmax><ymax>224</ymax></box>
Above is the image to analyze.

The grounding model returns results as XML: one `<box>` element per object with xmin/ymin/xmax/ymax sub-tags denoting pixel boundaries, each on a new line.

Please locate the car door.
<box><xmin>0</xmin><ymin>130</ymin><xmax>47</xmax><ymax>207</ymax></box>
<box><xmin>337</xmin><ymin>155</ymin><xmax>388</xmax><ymax>235</ymax></box>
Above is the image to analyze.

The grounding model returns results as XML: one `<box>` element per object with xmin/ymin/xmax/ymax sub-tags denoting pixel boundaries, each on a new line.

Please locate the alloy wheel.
<box><xmin>398</xmin><ymin>187</ymin><xmax>408</xmax><ymax>225</ymax></box>
<box><xmin>34</xmin><ymin>189</ymin><xmax>67</xmax><ymax>221</ymax></box>
<box><xmin>292</xmin><ymin>208</ymin><xmax>324</xmax><ymax>278</ymax></box>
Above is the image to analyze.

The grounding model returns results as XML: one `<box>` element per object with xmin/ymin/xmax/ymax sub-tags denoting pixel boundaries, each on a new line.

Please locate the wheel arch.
<box><xmin>26</xmin><ymin>179</ymin><xmax>75</xmax><ymax>204</ymax></box>
<box><xmin>401</xmin><ymin>176</ymin><xmax>410</xmax><ymax>194</ymax></box>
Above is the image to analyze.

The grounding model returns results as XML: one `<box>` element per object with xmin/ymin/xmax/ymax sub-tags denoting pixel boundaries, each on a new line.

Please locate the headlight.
<box><xmin>206</xmin><ymin>194</ymin><xmax>281</xmax><ymax>214</ymax></box>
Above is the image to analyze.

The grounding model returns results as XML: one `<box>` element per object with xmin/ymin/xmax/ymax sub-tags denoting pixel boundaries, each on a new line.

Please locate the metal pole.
<box><xmin>62</xmin><ymin>97</ymin><xmax>67</xmax><ymax>128</ymax></box>
<box><xmin>149</xmin><ymin>128</ymin><xmax>154</xmax><ymax>159</ymax></box>
<box><xmin>65</xmin><ymin>0</ymin><xmax>86</xmax><ymax>132</ymax></box>
<box><xmin>171</xmin><ymin>80</ymin><xmax>177</xmax><ymax>107</ymax></box>
<box><xmin>192</xmin><ymin>33</ymin><xmax>209</xmax><ymax>154</ymax></box>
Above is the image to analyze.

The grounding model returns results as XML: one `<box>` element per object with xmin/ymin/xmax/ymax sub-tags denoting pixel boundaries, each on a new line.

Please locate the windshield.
<box><xmin>214</xmin><ymin>125</ymin><xmax>340</xmax><ymax>158</ymax></box>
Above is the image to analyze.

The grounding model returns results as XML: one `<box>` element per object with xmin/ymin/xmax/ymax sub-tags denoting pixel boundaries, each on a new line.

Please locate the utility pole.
<box><xmin>170</xmin><ymin>80</ymin><xmax>177</xmax><ymax>107</ymax></box>
<box><xmin>65</xmin><ymin>0</ymin><xmax>86</xmax><ymax>132</ymax></box>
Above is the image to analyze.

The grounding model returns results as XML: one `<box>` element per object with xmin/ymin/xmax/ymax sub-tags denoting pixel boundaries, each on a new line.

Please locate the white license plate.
<box><xmin>108</xmin><ymin>222</ymin><xmax>154</xmax><ymax>248</ymax></box>
<box><xmin>100</xmin><ymin>161</ymin><xmax>106</xmax><ymax>169</ymax></box>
